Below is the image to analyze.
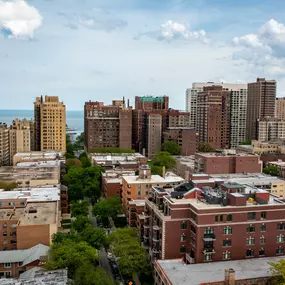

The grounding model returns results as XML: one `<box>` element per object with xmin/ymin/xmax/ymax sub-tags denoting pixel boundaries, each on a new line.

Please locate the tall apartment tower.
<box><xmin>84</xmin><ymin>100</ymin><xmax>132</xmax><ymax>151</ymax></box>
<box><xmin>135</xmin><ymin>96</ymin><xmax>169</xmax><ymax>111</ymax></box>
<box><xmin>197</xmin><ymin>86</ymin><xmax>231</xmax><ymax>149</ymax></box>
<box><xmin>246</xmin><ymin>78</ymin><xmax>276</xmax><ymax>140</ymax></box>
<box><xmin>0</xmin><ymin>123</ymin><xmax>10</xmax><ymax>166</ymax></box>
<box><xmin>146</xmin><ymin>113</ymin><xmax>162</xmax><ymax>158</ymax></box>
<box><xmin>34</xmin><ymin>96</ymin><xmax>66</xmax><ymax>152</ymax></box>
<box><xmin>9</xmin><ymin>119</ymin><xmax>31</xmax><ymax>164</ymax></box>
<box><xmin>186</xmin><ymin>82</ymin><xmax>247</xmax><ymax>148</ymax></box>
<box><xmin>276</xmin><ymin>97</ymin><xmax>285</xmax><ymax>120</ymax></box>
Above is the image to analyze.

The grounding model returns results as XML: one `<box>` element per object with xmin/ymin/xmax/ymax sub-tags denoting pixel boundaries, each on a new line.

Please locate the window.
<box><xmin>2</xmin><ymin>232</ymin><xmax>7</xmax><ymax>237</ymax></box>
<box><xmin>204</xmin><ymin>253</ymin><xmax>213</xmax><ymax>261</ymax></box>
<box><xmin>190</xmin><ymin>212</ymin><xmax>196</xmax><ymax>221</ymax></box>
<box><xmin>18</xmin><ymin>262</ymin><xmax>23</xmax><ymax>267</ymax></box>
<box><xmin>246</xmin><ymin>249</ymin><xmax>254</xmax><ymax>257</ymax></box>
<box><xmin>8</xmin><ymin>202</ymin><xmax>15</xmax><ymax>206</ymax></box>
<box><xmin>246</xmin><ymin>237</ymin><xmax>255</xmax><ymax>245</ymax></box>
<box><xmin>260</xmin><ymin>224</ymin><xmax>266</xmax><ymax>232</ymax></box>
<box><xmin>224</xmin><ymin>226</ymin><xmax>232</xmax><ymax>235</ymax></box>
<box><xmin>2</xmin><ymin>224</ymin><xmax>7</xmax><ymax>229</ymax></box>
<box><xmin>223</xmin><ymin>239</ymin><xmax>232</xmax><ymax>247</ymax></box>
<box><xmin>276</xmin><ymin>246</ymin><xmax>284</xmax><ymax>255</ymax></box>
<box><xmin>277</xmin><ymin>235</ymin><xmax>285</xmax><ymax>243</ymax></box>
<box><xmin>215</xmin><ymin>215</ymin><xmax>218</xmax><ymax>223</ymax></box>
<box><xmin>222</xmin><ymin>251</ymin><xmax>231</xmax><ymax>260</ymax></box>
<box><xmin>4</xmin><ymin>263</ymin><xmax>11</xmax><ymax>268</ymax></box>
<box><xmin>227</xmin><ymin>214</ymin><xmax>232</xmax><ymax>222</ymax></box>
<box><xmin>181</xmin><ymin>221</ymin><xmax>187</xmax><ymax>229</ymax></box>
<box><xmin>260</xmin><ymin>236</ymin><xmax>266</xmax><ymax>244</ymax></box>
<box><xmin>247</xmin><ymin>212</ymin><xmax>256</xmax><ymax>221</ymax></box>
<box><xmin>261</xmin><ymin>212</ymin><xmax>267</xmax><ymax>220</ymax></box>
<box><xmin>246</xmin><ymin>225</ymin><xmax>255</xmax><ymax>233</ymax></box>
<box><xmin>190</xmin><ymin>225</ymin><xmax>196</xmax><ymax>234</ymax></box>
<box><xmin>259</xmin><ymin>248</ymin><xmax>265</xmax><ymax>256</ymax></box>
<box><xmin>10</xmin><ymin>232</ymin><xmax>16</xmax><ymax>237</ymax></box>
<box><xmin>204</xmin><ymin>228</ymin><xmax>214</xmax><ymax>235</ymax></box>
<box><xmin>220</xmin><ymin>215</ymin><xmax>223</xmax><ymax>222</ymax></box>
<box><xmin>180</xmin><ymin>246</ymin><xmax>186</xmax><ymax>253</ymax></box>
<box><xmin>277</xmin><ymin>223</ymin><xmax>285</xmax><ymax>231</ymax></box>
<box><xmin>180</xmin><ymin>234</ymin><xmax>186</xmax><ymax>242</ymax></box>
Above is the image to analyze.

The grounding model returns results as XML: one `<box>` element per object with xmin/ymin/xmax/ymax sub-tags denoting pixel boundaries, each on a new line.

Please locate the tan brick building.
<box><xmin>0</xmin><ymin>123</ymin><xmax>10</xmax><ymax>167</ymax></box>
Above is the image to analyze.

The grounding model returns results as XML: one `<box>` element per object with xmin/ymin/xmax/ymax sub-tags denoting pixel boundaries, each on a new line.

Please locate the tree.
<box><xmin>74</xmin><ymin>132</ymin><xmax>84</xmax><ymax>151</ymax></box>
<box><xmin>263</xmin><ymin>165</ymin><xmax>280</xmax><ymax>176</ymax></box>
<box><xmin>79</xmin><ymin>152</ymin><xmax>92</xmax><ymax>168</ymax></box>
<box><xmin>71</xmin><ymin>200</ymin><xmax>90</xmax><ymax>217</ymax></box>
<box><xmin>198</xmin><ymin>142</ymin><xmax>216</xmax><ymax>152</ymax></box>
<box><xmin>240</xmin><ymin>139</ymin><xmax>251</xmax><ymax>145</ymax></box>
<box><xmin>80</xmin><ymin>226</ymin><xmax>108</xmax><ymax>249</ymax></box>
<box><xmin>52</xmin><ymin>232</ymin><xmax>78</xmax><ymax>244</ymax></box>
<box><xmin>161</xmin><ymin>141</ymin><xmax>181</xmax><ymax>155</ymax></box>
<box><xmin>72</xmin><ymin>215</ymin><xmax>92</xmax><ymax>232</ymax></box>
<box><xmin>0</xmin><ymin>181</ymin><xmax>17</xmax><ymax>191</ymax></box>
<box><xmin>147</xmin><ymin>163</ymin><xmax>162</xmax><ymax>176</ymax></box>
<box><xmin>45</xmin><ymin>239</ymin><xmax>98</xmax><ymax>278</ymax></box>
<box><xmin>92</xmin><ymin>197</ymin><xmax>122</xmax><ymax>222</ymax></box>
<box><xmin>66</xmin><ymin>158</ymin><xmax>82</xmax><ymax>169</ymax></box>
<box><xmin>75</xmin><ymin>263</ymin><xmax>113</xmax><ymax>285</ymax></box>
<box><xmin>151</xmin><ymin>151</ymin><xmax>176</xmax><ymax>169</ymax></box>
<box><xmin>66</xmin><ymin>135</ymin><xmax>75</xmax><ymax>158</ymax></box>
<box><xmin>269</xmin><ymin>259</ymin><xmax>285</xmax><ymax>284</ymax></box>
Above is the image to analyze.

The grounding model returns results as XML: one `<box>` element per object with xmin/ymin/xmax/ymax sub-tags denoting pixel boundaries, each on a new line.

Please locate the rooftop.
<box><xmin>16</xmin><ymin>160</ymin><xmax>61</xmax><ymax>167</ymax></box>
<box><xmin>123</xmin><ymin>172</ymin><xmax>184</xmax><ymax>184</ymax></box>
<box><xmin>269</xmin><ymin>160</ymin><xmax>285</xmax><ymax>167</ymax></box>
<box><xmin>157</xmin><ymin>256</ymin><xmax>283</xmax><ymax>285</ymax></box>
<box><xmin>128</xmin><ymin>200</ymin><xmax>145</xmax><ymax>207</ymax></box>
<box><xmin>196</xmin><ymin>152</ymin><xmax>257</xmax><ymax>157</ymax></box>
<box><xmin>14</xmin><ymin>151</ymin><xmax>63</xmax><ymax>159</ymax></box>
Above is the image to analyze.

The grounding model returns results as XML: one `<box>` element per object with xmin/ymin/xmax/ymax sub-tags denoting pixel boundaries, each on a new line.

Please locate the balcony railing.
<box><xmin>152</xmin><ymin>236</ymin><xmax>160</xmax><ymax>242</ymax></box>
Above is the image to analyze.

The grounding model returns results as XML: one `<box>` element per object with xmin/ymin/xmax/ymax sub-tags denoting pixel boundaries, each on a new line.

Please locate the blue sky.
<box><xmin>1</xmin><ymin>0</ymin><xmax>285</xmax><ymax>110</ymax></box>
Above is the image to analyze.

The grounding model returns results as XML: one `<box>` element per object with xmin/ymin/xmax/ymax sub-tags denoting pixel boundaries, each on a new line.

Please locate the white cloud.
<box><xmin>0</xmin><ymin>0</ymin><xmax>42</xmax><ymax>39</ymax></box>
<box><xmin>137</xmin><ymin>20</ymin><xmax>208</xmax><ymax>43</ymax></box>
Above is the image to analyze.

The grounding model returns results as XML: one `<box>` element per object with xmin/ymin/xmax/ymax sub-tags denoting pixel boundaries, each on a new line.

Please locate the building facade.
<box><xmin>0</xmin><ymin>123</ymin><xmax>10</xmax><ymax>167</ymax></box>
<box><xmin>246</xmin><ymin>78</ymin><xmax>276</xmax><ymax>140</ymax></box>
<box><xmin>135</xmin><ymin>96</ymin><xmax>169</xmax><ymax>111</ymax></box>
<box><xmin>276</xmin><ymin>97</ymin><xmax>285</xmax><ymax>120</ymax></box>
<box><xmin>84</xmin><ymin>101</ymin><xmax>132</xmax><ymax>152</ymax></box>
<box><xmin>34</xmin><ymin>96</ymin><xmax>66</xmax><ymax>152</ymax></box>
<box><xmin>257</xmin><ymin>118</ymin><xmax>285</xmax><ymax>141</ymax></box>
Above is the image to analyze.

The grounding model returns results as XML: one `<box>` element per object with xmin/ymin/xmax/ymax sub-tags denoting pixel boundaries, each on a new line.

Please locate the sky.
<box><xmin>1</xmin><ymin>0</ymin><xmax>285</xmax><ymax>110</ymax></box>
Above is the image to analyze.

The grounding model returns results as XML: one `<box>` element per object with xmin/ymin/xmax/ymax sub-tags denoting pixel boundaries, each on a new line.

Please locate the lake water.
<box><xmin>0</xmin><ymin>109</ymin><xmax>84</xmax><ymax>133</ymax></box>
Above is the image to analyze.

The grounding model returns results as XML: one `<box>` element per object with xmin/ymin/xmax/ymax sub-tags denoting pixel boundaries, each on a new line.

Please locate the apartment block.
<box><xmin>84</xmin><ymin>101</ymin><xmax>132</xmax><ymax>151</ymax></box>
<box><xmin>144</xmin><ymin>183</ymin><xmax>285</xmax><ymax>264</ymax></box>
<box><xmin>127</xmin><ymin>200</ymin><xmax>145</xmax><ymax>228</ymax></box>
<box><xmin>34</xmin><ymin>96</ymin><xmax>66</xmax><ymax>152</ymax></box>
<box><xmin>9</xmin><ymin>119</ymin><xmax>32</xmax><ymax>165</ymax></box>
<box><xmin>135</xmin><ymin>96</ymin><xmax>169</xmax><ymax>111</ymax></box>
<box><xmin>147</xmin><ymin>113</ymin><xmax>162</xmax><ymax>158</ymax></box>
<box><xmin>121</xmin><ymin>165</ymin><xmax>184</xmax><ymax>212</ymax></box>
<box><xmin>194</xmin><ymin>151</ymin><xmax>262</xmax><ymax>174</ymax></box>
<box><xmin>246</xmin><ymin>78</ymin><xmax>276</xmax><ymax>140</ymax></box>
<box><xmin>0</xmin><ymin>187</ymin><xmax>60</xmax><ymax>251</ymax></box>
<box><xmin>0</xmin><ymin>123</ymin><xmax>9</xmax><ymax>167</ymax></box>
<box><xmin>276</xmin><ymin>97</ymin><xmax>285</xmax><ymax>120</ymax></box>
<box><xmin>257</xmin><ymin>118</ymin><xmax>285</xmax><ymax>141</ymax></box>
<box><xmin>163</xmin><ymin>128</ymin><xmax>198</xmax><ymax>156</ymax></box>
<box><xmin>0</xmin><ymin>244</ymin><xmax>49</xmax><ymax>279</ymax></box>
<box><xmin>196</xmin><ymin>86</ymin><xmax>231</xmax><ymax>149</ymax></box>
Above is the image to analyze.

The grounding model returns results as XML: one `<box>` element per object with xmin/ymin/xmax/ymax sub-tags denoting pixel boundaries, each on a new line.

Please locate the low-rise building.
<box><xmin>0</xmin><ymin>187</ymin><xmax>61</xmax><ymax>250</ymax></box>
<box><xmin>144</xmin><ymin>183</ymin><xmax>285</xmax><ymax>263</ymax></box>
<box><xmin>122</xmin><ymin>165</ymin><xmax>184</xmax><ymax>211</ymax></box>
<box><xmin>174</xmin><ymin>156</ymin><xmax>195</xmax><ymax>180</ymax></box>
<box><xmin>0</xmin><ymin>244</ymin><xmax>49</xmax><ymax>278</ymax></box>
<box><xmin>91</xmin><ymin>153</ymin><xmax>147</xmax><ymax>169</ymax></box>
<box><xmin>195</xmin><ymin>151</ymin><xmax>262</xmax><ymax>174</ymax></box>
<box><xmin>268</xmin><ymin>160</ymin><xmax>285</xmax><ymax>179</ymax></box>
<box><xmin>154</xmin><ymin>256</ymin><xmax>283</xmax><ymax>285</ymax></box>
<box><xmin>237</xmin><ymin>140</ymin><xmax>285</xmax><ymax>155</ymax></box>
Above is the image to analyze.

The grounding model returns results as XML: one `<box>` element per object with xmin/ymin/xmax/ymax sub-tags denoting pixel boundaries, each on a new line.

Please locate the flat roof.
<box><xmin>129</xmin><ymin>200</ymin><xmax>145</xmax><ymax>206</ymax></box>
<box><xmin>123</xmin><ymin>173</ymin><xmax>184</xmax><ymax>184</ymax></box>
<box><xmin>196</xmin><ymin>152</ymin><xmax>257</xmax><ymax>157</ymax></box>
<box><xmin>105</xmin><ymin>178</ymin><xmax>122</xmax><ymax>184</ymax></box>
<box><xmin>14</xmin><ymin>151</ymin><xmax>63</xmax><ymax>158</ymax></box>
<box><xmin>269</xmin><ymin>161</ymin><xmax>285</xmax><ymax>166</ymax></box>
<box><xmin>157</xmin><ymin>256</ymin><xmax>284</xmax><ymax>285</ymax></box>
<box><xmin>16</xmin><ymin>160</ymin><xmax>61</xmax><ymax>167</ymax></box>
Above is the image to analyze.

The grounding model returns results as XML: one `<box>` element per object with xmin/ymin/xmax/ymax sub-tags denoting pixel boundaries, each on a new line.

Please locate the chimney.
<box><xmin>162</xmin><ymin>166</ymin><xmax>166</xmax><ymax>178</ymax></box>
<box><xmin>225</xmin><ymin>268</ymin><xmax>235</xmax><ymax>285</ymax></box>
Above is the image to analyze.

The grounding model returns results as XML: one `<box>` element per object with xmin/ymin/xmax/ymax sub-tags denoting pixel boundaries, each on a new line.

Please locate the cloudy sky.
<box><xmin>1</xmin><ymin>0</ymin><xmax>285</xmax><ymax>110</ymax></box>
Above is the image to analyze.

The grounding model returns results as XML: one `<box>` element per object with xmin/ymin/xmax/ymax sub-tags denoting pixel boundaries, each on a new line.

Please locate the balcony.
<box><xmin>152</xmin><ymin>235</ymin><xmax>160</xmax><ymax>242</ymax></box>
<box><xmin>153</xmin><ymin>225</ymin><xmax>160</xmax><ymax>231</ymax></box>
<box><xmin>203</xmin><ymin>234</ymin><xmax>216</xmax><ymax>241</ymax></box>
<box><xmin>143</xmin><ymin>224</ymin><xmax>149</xmax><ymax>229</ymax></box>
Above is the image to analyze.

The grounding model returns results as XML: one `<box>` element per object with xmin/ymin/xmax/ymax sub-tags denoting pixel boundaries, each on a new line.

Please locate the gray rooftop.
<box><xmin>157</xmin><ymin>256</ymin><xmax>284</xmax><ymax>285</ymax></box>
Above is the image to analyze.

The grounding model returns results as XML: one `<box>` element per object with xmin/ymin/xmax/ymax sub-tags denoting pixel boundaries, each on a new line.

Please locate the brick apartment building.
<box><xmin>144</xmin><ymin>183</ymin><xmax>285</xmax><ymax>264</ymax></box>
<box><xmin>0</xmin><ymin>123</ymin><xmax>9</xmax><ymax>167</ymax></box>
<box><xmin>84</xmin><ymin>100</ymin><xmax>132</xmax><ymax>151</ymax></box>
<box><xmin>194</xmin><ymin>152</ymin><xmax>262</xmax><ymax>174</ymax></box>
<box><xmin>135</xmin><ymin>96</ymin><xmax>169</xmax><ymax>111</ymax></box>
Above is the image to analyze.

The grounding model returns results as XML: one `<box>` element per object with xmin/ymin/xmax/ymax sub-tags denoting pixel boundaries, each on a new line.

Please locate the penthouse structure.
<box><xmin>246</xmin><ymin>78</ymin><xmax>276</xmax><ymax>140</ymax></box>
<box><xmin>135</xmin><ymin>96</ymin><xmax>169</xmax><ymax>111</ymax></box>
<box><xmin>0</xmin><ymin>187</ymin><xmax>61</xmax><ymax>250</ymax></box>
<box><xmin>194</xmin><ymin>151</ymin><xmax>262</xmax><ymax>174</ymax></box>
<box><xmin>84</xmin><ymin>100</ymin><xmax>132</xmax><ymax>152</ymax></box>
<box><xmin>144</xmin><ymin>183</ymin><xmax>285</xmax><ymax>264</ymax></box>
<box><xmin>34</xmin><ymin>96</ymin><xmax>66</xmax><ymax>152</ymax></box>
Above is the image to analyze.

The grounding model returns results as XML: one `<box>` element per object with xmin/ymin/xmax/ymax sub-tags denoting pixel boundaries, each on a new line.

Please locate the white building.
<box><xmin>186</xmin><ymin>82</ymin><xmax>247</xmax><ymax>148</ymax></box>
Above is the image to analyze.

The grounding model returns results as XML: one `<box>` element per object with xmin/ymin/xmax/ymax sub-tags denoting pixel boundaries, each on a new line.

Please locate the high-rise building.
<box><xmin>257</xmin><ymin>118</ymin><xmax>285</xmax><ymax>141</ymax></box>
<box><xmin>147</xmin><ymin>113</ymin><xmax>162</xmax><ymax>158</ymax></box>
<box><xmin>135</xmin><ymin>96</ymin><xmax>169</xmax><ymax>111</ymax></box>
<box><xmin>276</xmin><ymin>97</ymin><xmax>285</xmax><ymax>120</ymax></box>
<box><xmin>84</xmin><ymin>100</ymin><xmax>132</xmax><ymax>151</ymax></box>
<box><xmin>246</xmin><ymin>78</ymin><xmax>276</xmax><ymax>140</ymax></box>
<box><xmin>9</xmin><ymin>119</ymin><xmax>31</xmax><ymax>165</ymax></box>
<box><xmin>34</xmin><ymin>96</ymin><xmax>66</xmax><ymax>152</ymax></box>
<box><xmin>196</xmin><ymin>86</ymin><xmax>231</xmax><ymax>149</ymax></box>
<box><xmin>0</xmin><ymin>123</ymin><xmax>10</xmax><ymax>166</ymax></box>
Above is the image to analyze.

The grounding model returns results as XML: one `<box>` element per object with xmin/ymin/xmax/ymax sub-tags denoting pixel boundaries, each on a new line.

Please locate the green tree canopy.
<box><xmin>71</xmin><ymin>215</ymin><xmax>92</xmax><ymax>232</ymax></box>
<box><xmin>198</xmin><ymin>142</ymin><xmax>216</xmax><ymax>152</ymax></box>
<box><xmin>75</xmin><ymin>263</ymin><xmax>113</xmax><ymax>285</ymax></box>
<box><xmin>161</xmin><ymin>141</ymin><xmax>182</xmax><ymax>155</ymax></box>
<box><xmin>151</xmin><ymin>151</ymin><xmax>176</xmax><ymax>169</ymax></box>
<box><xmin>240</xmin><ymin>139</ymin><xmax>252</xmax><ymax>145</ymax></box>
<box><xmin>73</xmin><ymin>132</ymin><xmax>84</xmax><ymax>151</ymax></box>
<box><xmin>80</xmin><ymin>226</ymin><xmax>108</xmax><ymax>249</ymax></box>
<box><xmin>0</xmin><ymin>181</ymin><xmax>17</xmax><ymax>191</ymax></box>
<box><xmin>66</xmin><ymin>158</ymin><xmax>83</xmax><ymax>169</ymax></box>
<box><xmin>45</xmin><ymin>239</ymin><xmax>98</xmax><ymax>278</ymax></box>
<box><xmin>79</xmin><ymin>152</ymin><xmax>92</xmax><ymax>168</ymax></box>
<box><xmin>71</xmin><ymin>200</ymin><xmax>90</xmax><ymax>217</ymax></box>
<box><xmin>269</xmin><ymin>259</ymin><xmax>285</xmax><ymax>284</ymax></box>
<box><xmin>92</xmin><ymin>197</ymin><xmax>122</xmax><ymax>221</ymax></box>
<box><xmin>263</xmin><ymin>165</ymin><xmax>280</xmax><ymax>176</ymax></box>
